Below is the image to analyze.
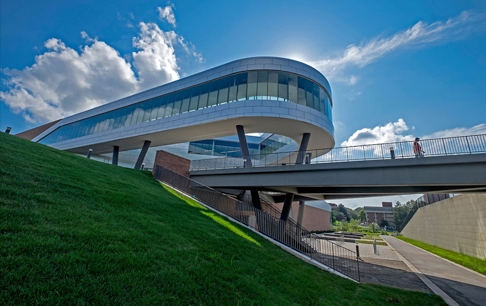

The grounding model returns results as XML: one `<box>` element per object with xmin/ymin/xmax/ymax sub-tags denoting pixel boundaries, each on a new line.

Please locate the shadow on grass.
<box><xmin>161</xmin><ymin>184</ymin><xmax>261</xmax><ymax>246</ymax></box>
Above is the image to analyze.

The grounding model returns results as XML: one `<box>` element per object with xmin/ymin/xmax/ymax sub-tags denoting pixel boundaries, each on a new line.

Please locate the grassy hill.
<box><xmin>0</xmin><ymin>132</ymin><xmax>445</xmax><ymax>305</ymax></box>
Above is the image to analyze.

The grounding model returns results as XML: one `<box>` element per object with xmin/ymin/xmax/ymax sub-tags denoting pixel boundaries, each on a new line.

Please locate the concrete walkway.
<box><xmin>382</xmin><ymin>236</ymin><xmax>486</xmax><ymax>306</ymax></box>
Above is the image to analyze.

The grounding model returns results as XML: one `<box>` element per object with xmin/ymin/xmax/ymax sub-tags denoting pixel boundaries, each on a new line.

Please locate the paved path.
<box><xmin>383</xmin><ymin>236</ymin><xmax>486</xmax><ymax>306</ymax></box>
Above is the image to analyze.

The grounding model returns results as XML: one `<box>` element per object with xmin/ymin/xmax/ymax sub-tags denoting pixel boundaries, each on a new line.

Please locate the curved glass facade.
<box><xmin>39</xmin><ymin>71</ymin><xmax>332</xmax><ymax>145</ymax></box>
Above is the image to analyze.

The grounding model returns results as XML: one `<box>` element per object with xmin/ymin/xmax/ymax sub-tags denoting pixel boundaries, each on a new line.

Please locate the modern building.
<box><xmin>19</xmin><ymin>57</ymin><xmax>334</xmax><ymax>171</ymax></box>
<box><xmin>364</xmin><ymin>202</ymin><xmax>395</xmax><ymax>228</ymax></box>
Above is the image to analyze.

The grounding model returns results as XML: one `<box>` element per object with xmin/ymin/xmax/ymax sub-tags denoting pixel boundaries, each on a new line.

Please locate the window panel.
<box><xmin>217</xmin><ymin>77</ymin><xmax>230</xmax><ymax>105</ymax></box>
<box><xmin>288</xmin><ymin>74</ymin><xmax>298</xmax><ymax>103</ymax></box>
<box><xmin>150</xmin><ymin>98</ymin><xmax>161</xmax><ymax>120</ymax></box>
<box><xmin>257</xmin><ymin>71</ymin><xmax>268</xmax><ymax>99</ymax></box>
<box><xmin>319</xmin><ymin>87</ymin><xmax>327</xmax><ymax>115</ymax></box>
<box><xmin>129</xmin><ymin>105</ymin><xmax>141</xmax><ymax>126</ymax></box>
<box><xmin>113</xmin><ymin>109</ymin><xmax>124</xmax><ymax>129</ymax></box>
<box><xmin>198</xmin><ymin>83</ymin><xmax>209</xmax><ymax>109</ymax></box>
<box><xmin>297</xmin><ymin>77</ymin><xmax>306</xmax><ymax>105</ymax></box>
<box><xmin>228</xmin><ymin>75</ymin><xmax>237</xmax><ymax>103</ymax></box>
<box><xmin>247</xmin><ymin>71</ymin><xmax>257</xmax><ymax>100</ymax></box>
<box><xmin>236</xmin><ymin>73</ymin><xmax>248</xmax><ymax>101</ymax></box>
<box><xmin>172</xmin><ymin>91</ymin><xmax>183</xmax><ymax>116</ymax></box>
<box><xmin>181</xmin><ymin>89</ymin><xmax>191</xmax><ymax>113</ymax></box>
<box><xmin>189</xmin><ymin>86</ymin><xmax>200</xmax><ymax>111</ymax></box>
<box><xmin>142</xmin><ymin>99</ymin><xmax>154</xmax><ymax>122</ymax></box>
<box><xmin>306</xmin><ymin>79</ymin><xmax>314</xmax><ymax>109</ymax></box>
<box><xmin>164</xmin><ymin>97</ymin><xmax>174</xmax><ymax>117</ymax></box>
<box><xmin>313</xmin><ymin>83</ymin><xmax>320</xmax><ymax>112</ymax></box>
<box><xmin>156</xmin><ymin>96</ymin><xmax>167</xmax><ymax>119</ymax></box>
<box><xmin>124</xmin><ymin>105</ymin><xmax>137</xmax><ymax>127</ymax></box>
<box><xmin>278</xmin><ymin>73</ymin><xmax>289</xmax><ymax>101</ymax></box>
<box><xmin>208</xmin><ymin>80</ymin><xmax>219</xmax><ymax>107</ymax></box>
<box><xmin>268</xmin><ymin>71</ymin><xmax>278</xmax><ymax>100</ymax></box>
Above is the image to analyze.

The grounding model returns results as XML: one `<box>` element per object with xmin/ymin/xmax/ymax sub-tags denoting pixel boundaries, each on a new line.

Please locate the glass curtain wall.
<box><xmin>39</xmin><ymin>71</ymin><xmax>332</xmax><ymax>145</ymax></box>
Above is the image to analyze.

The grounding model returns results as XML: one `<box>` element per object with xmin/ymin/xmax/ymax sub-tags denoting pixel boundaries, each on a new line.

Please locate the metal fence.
<box><xmin>154</xmin><ymin>166</ymin><xmax>360</xmax><ymax>281</ymax></box>
<box><xmin>190</xmin><ymin>134</ymin><xmax>486</xmax><ymax>171</ymax></box>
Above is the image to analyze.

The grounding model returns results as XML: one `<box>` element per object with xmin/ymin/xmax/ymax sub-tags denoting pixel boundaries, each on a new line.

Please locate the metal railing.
<box><xmin>190</xmin><ymin>134</ymin><xmax>486</xmax><ymax>171</ymax></box>
<box><xmin>154</xmin><ymin>166</ymin><xmax>360</xmax><ymax>281</ymax></box>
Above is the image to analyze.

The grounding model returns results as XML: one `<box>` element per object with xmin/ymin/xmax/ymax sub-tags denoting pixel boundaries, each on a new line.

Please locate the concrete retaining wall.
<box><xmin>401</xmin><ymin>194</ymin><xmax>486</xmax><ymax>259</ymax></box>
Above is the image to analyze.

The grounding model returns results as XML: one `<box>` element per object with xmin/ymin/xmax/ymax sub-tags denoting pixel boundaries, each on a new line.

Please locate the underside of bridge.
<box><xmin>189</xmin><ymin>153</ymin><xmax>486</xmax><ymax>202</ymax></box>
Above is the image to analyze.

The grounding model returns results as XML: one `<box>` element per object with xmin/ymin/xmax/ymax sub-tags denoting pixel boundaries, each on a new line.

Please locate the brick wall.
<box><xmin>152</xmin><ymin>150</ymin><xmax>191</xmax><ymax>178</ymax></box>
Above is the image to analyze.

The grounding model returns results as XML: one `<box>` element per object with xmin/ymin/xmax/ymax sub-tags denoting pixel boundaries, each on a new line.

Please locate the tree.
<box><xmin>393</xmin><ymin>200</ymin><xmax>415</xmax><ymax>230</ymax></box>
<box><xmin>349</xmin><ymin>219</ymin><xmax>360</xmax><ymax>232</ymax></box>
<box><xmin>346</xmin><ymin>208</ymin><xmax>358</xmax><ymax>221</ymax></box>
<box><xmin>334</xmin><ymin>211</ymin><xmax>347</xmax><ymax>222</ymax></box>
<box><xmin>380</xmin><ymin>219</ymin><xmax>389</xmax><ymax>228</ymax></box>
<box><xmin>358</xmin><ymin>209</ymin><xmax>366</xmax><ymax>222</ymax></box>
<box><xmin>331</xmin><ymin>211</ymin><xmax>336</xmax><ymax>224</ymax></box>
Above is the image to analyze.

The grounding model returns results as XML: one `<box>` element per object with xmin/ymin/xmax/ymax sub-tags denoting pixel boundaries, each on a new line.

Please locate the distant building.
<box><xmin>364</xmin><ymin>202</ymin><xmax>395</xmax><ymax>229</ymax></box>
<box><xmin>328</xmin><ymin>203</ymin><xmax>338</xmax><ymax>210</ymax></box>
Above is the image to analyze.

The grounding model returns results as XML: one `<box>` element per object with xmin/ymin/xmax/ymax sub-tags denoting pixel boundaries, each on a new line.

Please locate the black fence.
<box><xmin>154</xmin><ymin>166</ymin><xmax>360</xmax><ymax>282</ymax></box>
<box><xmin>190</xmin><ymin>134</ymin><xmax>486</xmax><ymax>171</ymax></box>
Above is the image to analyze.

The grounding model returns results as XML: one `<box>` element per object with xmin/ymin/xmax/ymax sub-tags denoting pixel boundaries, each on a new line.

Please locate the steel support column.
<box><xmin>112</xmin><ymin>146</ymin><xmax>119</xmax><ymax>166</ymax></box>
<box><xmin>236</xmin><ymin>125</ymin><xmax>252</xmax><ymax>168</ymax></box>
<box><xmin>295</xmin><ymin>133</ymin><xmax>311</xmax><ymax>164</ymax></box>
<box><xmin>280</xmin><ymin>193</ymin><xmax>294</xmax><ymax>221</ymax></box>
<box><xmin>297</xmin><ymin>201</ymin><xmax>305</xmax><ymax>226</ymax></box>
<box><xmin>134</xmin><ymin>140</ymin><xmax>151</xmax><ymax>170</ymax></box>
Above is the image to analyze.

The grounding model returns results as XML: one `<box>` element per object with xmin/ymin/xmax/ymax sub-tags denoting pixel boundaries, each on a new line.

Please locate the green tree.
<box><xmin>380</xmin><ymin>219</ymin><xmax>389</xmax><ymax>228</ymax></box>
<box><xmin>349</xmin><ymin>219</ymin><xmax>360</xmax><ymax>232</ymax></box>
<box><xmin>358</xmin><ymin>209</ymin><xmax>366</xmax><ymax>222</ymax></box>
<box><xmin>393</xmin><ymin>200</ymin><xmax>415</xmax><ymax>230</ymax></box>
<box><xmin>331</xmin><ymin>211</ymin><xmax>336</xmax><ymax>224</ymax></box>
<box><xmin>334</xmin><ymin>210</ymin><xmax>347</xmax><ymax>222</ymax></box>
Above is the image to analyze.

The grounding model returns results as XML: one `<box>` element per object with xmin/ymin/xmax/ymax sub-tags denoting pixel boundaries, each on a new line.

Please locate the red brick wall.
<box><xmin>274</xmin><ymin>202</ymin><xmax>332</xmax><ymax>231</ymax></box>
<box><xmin>152</xmin><ymin>150</ymin><xmax>191</xmax><ymax>178</ymax></box>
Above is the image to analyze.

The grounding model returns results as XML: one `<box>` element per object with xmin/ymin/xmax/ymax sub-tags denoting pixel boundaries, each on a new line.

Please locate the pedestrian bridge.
<box><xmin>189</xmin><ymin>135</ymin><xmax>486</xmax><ymax>201</ymax></box>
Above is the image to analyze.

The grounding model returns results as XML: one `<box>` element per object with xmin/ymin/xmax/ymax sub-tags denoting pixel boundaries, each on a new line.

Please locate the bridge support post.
<box><xmin>236</xmin><ymin>125</ymin><xmax>262</xmax><ymax>209</ymax></box>
<box><xmin>280</xmin><ymin>193</ymin><xmax>294</xmax><ymax>221</ymax></box>
<box><xmin>236</xmin><ymin>125</ymin><xmax>253</xmax><ymax>168</ymax></box>
<box><xmin>297</xmin><ymin>201</ymin><xmax>305</xmax><ymax>226</ymax></box>
<box><xmin>112</xmin><ymin>146</ymin><xmax>119</xmax><ymax>166</ymax></box>
<box><xmin>134</xmin><ymin>140</ymin><xmax>151</xmax><ymax>170</ymax></box>
<box><xmin>295</xmin><ymin>133</ymin><xmax>311</xmax><ymax>164</ymax></box>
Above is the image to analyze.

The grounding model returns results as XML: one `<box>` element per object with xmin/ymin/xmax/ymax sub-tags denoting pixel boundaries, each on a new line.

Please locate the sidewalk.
<box><xmin>382</xmin><ymin>236</ymin><xmax>486</xmax><ymax>306</ymax></box>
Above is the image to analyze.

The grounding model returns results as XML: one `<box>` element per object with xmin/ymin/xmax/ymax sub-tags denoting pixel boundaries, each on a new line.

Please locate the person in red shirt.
<box><xmin>413</xmin><ymin>137</ymin><xmax>425</xmax><ymax>158</ymax></box>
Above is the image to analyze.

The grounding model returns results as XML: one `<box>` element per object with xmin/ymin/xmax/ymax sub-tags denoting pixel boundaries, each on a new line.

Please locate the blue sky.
<box><xmin>1</xmin><ymin>0</ymin><xmax>485</xmax><ymax>207</ymax></box>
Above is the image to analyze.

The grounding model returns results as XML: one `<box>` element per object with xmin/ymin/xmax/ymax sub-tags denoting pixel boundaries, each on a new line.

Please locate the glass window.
<box><xmin>288</xmin><ymin>74</ymin><xmax>298</xmax><ymax>104</ymax></box>
<box><xmin>228</xmin><ymin>75</ymin><xmax>237</xmax><ymax>103</ymax></box>
<box><xmin>156</xmin><ymin>96</ymin><xmax>167</xmax><ymax>119</ymax></box>
<box><xmin>247</xmin><ymin>71</ymin><xmax>257</xmax><ymax>100</ymax></box>
<box><xmin>150</xmin><ymin>98</ymin><xmax>161</xmax><ymax>120</ymax></box>
<box><xmin>236</xmin><ymin>73</ymin><xmax>247</xmax><ymax>101</ymax></box>
<box><xmin>189</xmin><ymin>86</ymin><xmax>200</xmax><ymax>111</ymax></box>
<box><xmin>217</xmin><ymin>77</ymin><xmax>230</xmax><ymax>105</ymax></box>
<box><xmin>208</xmin><ymin>80</ymin><xmax>219</xmax><ymax>107</ymax></box>
<box><xmin>312</xmin><ymin>83</ymin><xmax>320</xmax><ymax>112</ymax></box>
<box><xmin>319</xmin><ymin>88</ymin><xmax>326</xmax><ymax>115</ymax></box>
<box><xmin>198</xmin><ymin>83</ymin><xmax>209</xmax><ymax>109</ymax></box>
<box><xmin>257</xmin><ymin>71</ymin><xmax>268</xmax><ymax>99</ymax></box>
<box><xmin>129</xmin><ymin>104</ymin><xmax>141</xmax><ymax>126</ymax></box>
<box><xmin>172</xmin><ymin>91</ymin><xmax>182</xmax><ymax>116</ymax></box>
<box><xmin>142</xmin><ymin>99</ymin><xmax>154</xmax><ymax>122</ymax></box>
<box><xmin>124</xmin><ymin>105</ymin><xmax>136</xmax><ymax>127</ymax></box>
<box><xmin>181</xmin><ymin>89</ymin><xmax>191</xmax><ymax>113</ymax></box>
<box><xmin>306</xmin><ymin>79</ymin><xmax>314</xmax><ymax>109</ymax></box>
<box><xmin>297</xmin><ymin>77</ymin><xmax>306</xmax><ymax>105</ymax></box>
<box><xmin>278</xmin><ymin>73</ymin><xmax>288</xmax><ymax>101</ymax></box>
<box><xmin>164</xmin><ymin>94</ymin><xmax>174</xmax><ymax>117</ymax></box>
<box><xmin>268</xmin><ymin>72</ymin><xmax>278</xmax><ymax>100</ymax></box>
<box><xmin>136</xmin><ymin>104</ymin><xmax>145</xmax><ymax>124</ymax></box>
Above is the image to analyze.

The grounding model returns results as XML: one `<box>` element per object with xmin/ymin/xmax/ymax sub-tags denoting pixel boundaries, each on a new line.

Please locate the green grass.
<box><xmin>395</xmin><ymin>236</ymin><xmax>486</xmax><ymax>276</ymax></box>
<box><xmin>0</xmin><ymin>133</ymin><xmax>446</xmax><ymax>305</ymax></box>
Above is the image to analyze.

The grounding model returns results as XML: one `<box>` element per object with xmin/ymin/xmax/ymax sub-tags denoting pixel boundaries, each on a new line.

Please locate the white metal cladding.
<box><xmin>32</xmin><ymin>57</ymin><xmax>335</xmax><ymax>155</ymax></box>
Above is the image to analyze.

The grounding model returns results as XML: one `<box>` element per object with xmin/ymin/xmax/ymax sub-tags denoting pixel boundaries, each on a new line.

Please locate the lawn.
<box><xmin>395</xmin><ymin>236</ymin><xmax>486</xmax><ymax>275</ymax></box>
<box><xmin>0</xmin><ymin>133</ymin><xmax>446</xmax><ymax>305</ymax></box>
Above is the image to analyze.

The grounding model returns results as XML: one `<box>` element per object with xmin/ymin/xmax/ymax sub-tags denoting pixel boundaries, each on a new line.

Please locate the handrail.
<box><xmin>190</xmin><ymin>134</ymin><xmax>486</xmax><ymax>171</ymax></box>
<box><xmin>154</xmin><ymin>166</ymin><xmax>360</xmax><ymax>282</ymax></box>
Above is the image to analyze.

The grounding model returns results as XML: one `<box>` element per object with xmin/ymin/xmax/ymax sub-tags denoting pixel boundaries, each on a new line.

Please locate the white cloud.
<box><xmin>157</xmin><ymin>3</ymin><xmax>176</xmax><ymax>27</ymax></box>
<box><xmin>313</xmin><ymin>11</ymin><xmax>485</xmax><ymax>80</ymax></box>
<box><xmin>341</xmin><ymin>118</ymin><xmax>414</xmax><ymax>147</ymax></box>
<box><xmin>1</xmin><ymin>22</ymin><xmax>202</xmax><ymax>123</ymax></box>
<box><xmin>423</xmin><ymin>124</ymin><xmax>486</xmax><ymax>138</ymax></box>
